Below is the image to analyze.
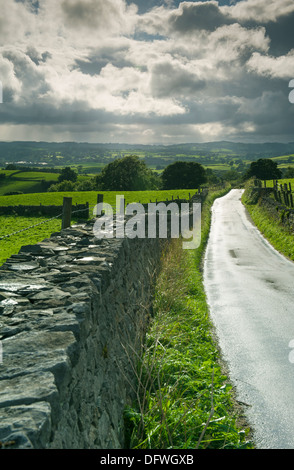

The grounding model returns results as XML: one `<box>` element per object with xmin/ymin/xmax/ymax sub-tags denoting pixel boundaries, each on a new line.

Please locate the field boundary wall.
<box><xmin>0</xmin><ymin>193</ymin><xmax>204</xmax><ymax>449</ymax></box>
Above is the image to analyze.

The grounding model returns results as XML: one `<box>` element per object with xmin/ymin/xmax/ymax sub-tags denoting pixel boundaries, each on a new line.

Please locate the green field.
<box><xmin>0</xmin><ymin>170</ymin><xmax>60</xmax><ymax>195</ymax></box>
<box><xmin>0</xmin><ymin>189</ymin><xmax>197</xmax><ymax>266</ymax></box>
<box><xmin>0</xmin><ymin>189</ymin><xmax>197</xmax><ymax>208</ymax></box>
<box><xmin>263</xmin><ymin>178</ymin><xmax>294</xmax><ymax>188</ymax></box>
<box><xmin>271</xmin><ymin>155</ymin><xmax>294</xmax><ymax>171</ymax></box>
<box><xmin>271</xmin><ymin>154</ymin><xmax>294</xmax><ymax>162</ymax></box>
<box><xmin>0</xmin><ymin>215</ymin><xmax>64</xmax><ymax>266</ymax></box>
<box><xmin>204</xmin><ymin>163</ymin><xmax>231</xmax><ymax>171</ymax></box>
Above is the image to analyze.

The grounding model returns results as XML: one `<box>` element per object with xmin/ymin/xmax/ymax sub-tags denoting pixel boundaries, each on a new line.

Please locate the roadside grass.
<box><xmin>242</xmin><ymin>184</ymin><xmax>294</xmax><ymax>262</ymax></box>
<box><xmin>245</xmin><ymin>205</ymin><xmax>294</xmax><ymax>261</ymax></box>
<box><xmin>125</xmin><ymin>186</ymin><xmax>254</xmax><ymax>449</ymax></box>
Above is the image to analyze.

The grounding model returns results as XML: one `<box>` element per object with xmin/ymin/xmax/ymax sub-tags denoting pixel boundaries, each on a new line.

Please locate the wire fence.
<box><xmin>0</xmin><ymin>206</ymin><xmax>96</xmax><ymax>241</ymax></box>
<box><xmin>0</xmin><ymin>191</ymin><xmax>202</xmax><ymax>242</ymax></box>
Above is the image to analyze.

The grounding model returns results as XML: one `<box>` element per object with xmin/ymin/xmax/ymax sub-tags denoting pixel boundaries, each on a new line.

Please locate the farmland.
<box><xmin>0</xmin><ymin>169</ymin><xmax>60</xmax><ymax>195</ymax></box>
<box><xmin>0</xmin><ymin>189</ymin><xmax>197</xmax><ymax>266</ymax></box>
<box><xmin>2</xmin><ymin>140</ymin><xmax>288</xmax><ymax>186</ymax></box>
<box><xmin>0</xmin><ymin>189</ymin><xmax>196</xmax><ymax>209</ymax></box>
<box><xmin>2</xmin><ymin>139</ymin><xmax>294</xmax><ymax>270</ymax></box>
<box><xmin>0</xmin><ymin>215</ymin><xmax>63</xmax><ymax>266</ymax></box>
<box><xmin>263</xmin><ymin>178</ymin><xmax>294</xmax><ymax>188</ymax></box>
<box><xmin>2</xmin><ymin>140</ymin><xmax>294</xmax><ymax>199</ymax></box>
<box><xmin>0</xmin><ymin>169</ymin><xmax>97</xmax><ymax>196</ymax></box>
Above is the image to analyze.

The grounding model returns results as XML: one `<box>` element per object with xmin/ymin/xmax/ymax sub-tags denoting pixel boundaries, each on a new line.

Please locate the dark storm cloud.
<box><xmin>262</xmin><ymin>12</ymin><xmax>294</xmax><ymax>57</ymax></box>
<box><xmin>0</xmin><ymin>99</ymin><xmax>108</xmax><ymax>126</ymax></box>
<box><xmin>1</xmin><ymin>48</ymin><xmax>50</xmax><ymax>102</ymax></box>
<box><xmin>168</xmin><ymin>1</ymin><xmax>233</xmax><ymax>33</ymax></box>
<box><xmin>61</xmin><ymin>0</ymin><xmax>109</xmax><ymax>29</ymax></box>
<box><xmin>73</xmin><ymin>44</ymin><xmax>133</xmax><ymax>76</ymax></box>
<box><xmin>150</xmin><ymin>61</ymin><xmax>205</xmax><ymax>98</ymax></box>
<box><xmin>60</xmin><ymin>0</ymin><xmax>136</xmax><ymax>33</ymax></box>
<box><xmin>231</xmin><ymin>9</ymin><xmax>294</xmax><ymax>57</ymax></box>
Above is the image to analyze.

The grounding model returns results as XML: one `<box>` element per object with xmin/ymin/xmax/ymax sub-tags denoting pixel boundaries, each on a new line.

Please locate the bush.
<box><xmin>244</xmin><ymin>158</ymin><xmax>282</xmax><ymax>181</ymax></box>
<box><xmin>3</xmin><ymin>191</ymin><xmax>24</xmax><ymax>196</ymax></box>
<box><xmin>58</xmin><ymin>167</ymin><xmax>78</xmax><ymax>183</ymax></box>
<box><xmin>100</xmin><ymin>155</ymin><xmax>160</xmax><ymax>191</ymax></box>
<box><xmin>48</xmin><ymin>180</ymin><xmax>77</xmax><ymax>192</ymax></box>
<box><xmin>161</xmin><ymin>161</ymin><xmax>207</xmax><ymax>190</ymax></box>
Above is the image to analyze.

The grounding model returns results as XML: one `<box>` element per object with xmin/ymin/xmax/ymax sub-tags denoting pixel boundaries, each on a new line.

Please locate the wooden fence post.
<box><xmin>96</xmin><ymin>194</ymin><xmax>104</xmax><ymax>217</ymax></box>
<box><xmin>62</xmin><ymin>197</ymin><xmax>72</xmax><ymax>229</ymax></box>
<box><xmin>97</xmin><ymin>194</ymin><xmax>103</xmax><ymax>205</ymax></box>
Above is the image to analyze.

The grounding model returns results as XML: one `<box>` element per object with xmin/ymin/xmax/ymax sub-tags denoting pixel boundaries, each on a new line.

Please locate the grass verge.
<box><xmin>125</xmin><ymin>186</ymin><xmax>254</xmax><ymax>449</ymax></box>
<box><xmin>242</xmin><ymin>182</ymin><xmax>294</xmax><ymax>262</ymax></box>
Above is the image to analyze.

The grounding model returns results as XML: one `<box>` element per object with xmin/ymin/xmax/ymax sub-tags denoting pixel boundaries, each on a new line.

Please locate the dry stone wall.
<box><xmin>0</xmin><ymin>216</ymin><xmax>165</xmax><ymax>449</ymax></box>
<box><xmin>250</xmin><ymin>187</ymin><xmax>294</xmax><ymax>233</ymax></box>
<box><xmin>0</xmin><ymin>195</ymin><xmax>205</xmax><ymax>449</ymax></box>
<box><xmin>258</xmin><ymin>192</ymin><xmax>294</xmax><ymax>232</ymax></box>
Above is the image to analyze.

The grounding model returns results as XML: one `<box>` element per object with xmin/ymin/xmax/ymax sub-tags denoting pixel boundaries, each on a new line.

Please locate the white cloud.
<box><xmin>0</xmin><ymin>0</ymin><xmax>35</xmax><ymax>46</ymax></box>
<box><xmin>0</xmin><ymin>0</ymin><xmax>293</xmax><ymax>143</ymax></box>
<box><xmin>224</xmin><ymin>0</ymin><xmax>294</xmax><ymax>22</ymax></box>
<box><xmin>247</xmin><ymin>50</ymin><xmax>294</xmax><ymax>79</ymax></box>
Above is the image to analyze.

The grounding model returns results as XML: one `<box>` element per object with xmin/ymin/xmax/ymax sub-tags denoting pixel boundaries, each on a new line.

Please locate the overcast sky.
<box><xmin>0</xmin><ymin>0</ymin><xmax>294</xmax><ymax>144</ymax></box>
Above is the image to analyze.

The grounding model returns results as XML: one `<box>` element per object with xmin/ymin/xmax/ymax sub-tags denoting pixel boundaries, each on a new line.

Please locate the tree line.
<box><xmin>48</xmin><ymin>156</ymin><xmax>208</xmax><ymax>192</ymax></box>
<box><xmin>46</xmin><ymin>156</ymin><xmax>286</xmax><ymax>193</ymax></box>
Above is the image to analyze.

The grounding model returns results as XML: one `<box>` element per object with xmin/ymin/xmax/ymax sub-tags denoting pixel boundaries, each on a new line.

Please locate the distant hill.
<box><xmin>1</xmin><ymin>140</ymin><xmax>294</xmax><ymax>167</ymax></box>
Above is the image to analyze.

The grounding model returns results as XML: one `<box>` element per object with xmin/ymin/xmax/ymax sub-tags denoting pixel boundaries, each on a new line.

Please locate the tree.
<box><xmin>5</xmin><ymin>164</ymin><xmax>17</xmax><ymax>170</ymax></box>
<box><xmin>58</xmin><ymin>167</ymin><xmax>78</xmax><ymax>183</ymax></box>
<box><xmin>222</xmin><ymin>169</ymin><xmax>241</xmax><ymax>183</ymax></box>
<box><xmin>205</xmin><ymin>168</ymin><xmax>220</xmax><ymax>184</ymax></box>
<box><xmin>100</xmin><ymin>155</ymin><xmax>160</xmax><ymax>191</ymax></box>
<box><xmin>48</xmin><ymin>180</ymin><xmax>76</xmax><ymax>192</ymax></box>
<box><xmin>283</xmin><ymin>167</ymin><xmax>294</xmax><ymax>178</ymax></box>
<box><xmin>161</xmin><ymin>161</ymin><xmax>207</xmax><ymax>190</ymax></box>
<box><xmin>245</xmin><ymin>159</ymin><xmax>282</xmax><ymax>181</ymax></box>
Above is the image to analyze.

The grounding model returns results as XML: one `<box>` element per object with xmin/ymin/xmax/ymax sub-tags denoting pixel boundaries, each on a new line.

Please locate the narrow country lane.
<box><xmin>204</xmin><ymin>189</ymin><xmax>294</xmax><ymax>449</ymax></box>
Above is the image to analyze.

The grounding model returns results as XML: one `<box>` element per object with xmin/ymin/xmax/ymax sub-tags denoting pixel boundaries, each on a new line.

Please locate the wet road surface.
<box><xmin>204</xmin><ymin>189</ymin><xmax>294</xmax><ymax>449</ymax></box>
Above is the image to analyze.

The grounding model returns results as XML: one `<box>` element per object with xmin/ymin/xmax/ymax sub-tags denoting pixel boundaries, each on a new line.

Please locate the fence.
<box><xmin>0</xmin><ymin>191</ymin><xmax>206</xmax><ymax>242</ymax></box>
<box><xmin>273</xmin><ymin>182</ymin><xmax>294</xmax><ymax>208</ymax></box>
<box><xmin>254</xmin><ymin>179</ymin><xmax>294</xmax><ymax>208</ymax></box>
<box><xmin>0</xmin><ymin>198</ymin><xmax>91</xmax><ymax>241</ymax></box>
<box><xmin>0</xmin><ymin>202</ymin><xmax>89</xmax><ymax>218</ymax></box>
